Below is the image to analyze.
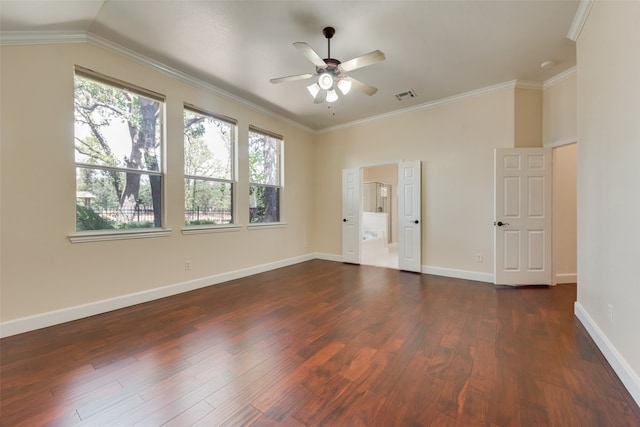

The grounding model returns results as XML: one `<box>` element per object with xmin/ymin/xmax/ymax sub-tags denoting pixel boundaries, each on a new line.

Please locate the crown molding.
<box><xmin>1</xmin><ymin>30</ymin><xmax>315</xmax><ymax>134</ymax></box>
<box><xmin>567</xmin><ymin>0</ymin><xmax>594</xmax><ymax>42</ymax></box>
<box><xmin>514</xmin><ymin>80</ymin><xmax>543</xmax><ymax>90</ymax></box>
<box><xmin>0</xmin><ymin>30</ymin><xmax>88</xmax><ymax>45</ymax></box>
<box><xmin>320</xmin><ymin>80</ymin><xmax>526</xmax><ymax>133</ymax></box>
<box><xmin>543</xmin><ymin>66</ymin><xmax>577</xmax><ymax>89</ymax></box>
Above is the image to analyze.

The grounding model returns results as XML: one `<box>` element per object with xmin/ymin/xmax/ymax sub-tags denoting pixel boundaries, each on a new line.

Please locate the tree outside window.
<box><xmin>249</xmin><ymin>128</ymin><xmax>282</xmax><ymax>223</ymax></box>
<box><xmin>184</xmin><ymin>107</ymin><xmax>235</xmax><ymax>225</ymax></box>
<box><xmin>74</xmin><ymin>70</ymin><xmax>164</xmax><ymax>231</ymax></box>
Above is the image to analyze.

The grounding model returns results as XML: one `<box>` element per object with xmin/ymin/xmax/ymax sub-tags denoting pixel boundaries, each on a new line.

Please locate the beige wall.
<box><xmin>514</xmin><ymin>88</ymin><xmax>543</xmax><ymax>148</ymax></box>
<box><xmin>314</xmin><ymin>89</ymin><xmax>515</xmax><ymax>275</ymax></box>
<box><xmin>0</xmin><ymin>43</ymin><xmax>316</xmax><ymax>325</ymax></box>
<box><xmin>543</xmin><ymin>72</ymin><xmax>577</xmax><ymax>146</ymax></box>
<box><xmin>576</xmin><ymin>0</ymin><xmax>640</xmax><ymax>399</ymax></box>
<box><xmin>552</xmin><ymin>143</ymin><xmax>577</xmax><ymax>283</ymax></box>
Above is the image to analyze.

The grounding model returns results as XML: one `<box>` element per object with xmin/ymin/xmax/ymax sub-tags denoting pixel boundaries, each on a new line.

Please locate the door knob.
<box><xmin>413</xmin><ymin>220</ymin><xmax>419</xmax><ymax>224</ymax></box>
<box><xmin>494</xmin><ymin>221</ymin><xmax>509</xmax><ymax>227</ymax></box>
<box><xmin>343</xmin><ymin>218</ymin><xmax>347</xmax><ymax>222</ymax></box>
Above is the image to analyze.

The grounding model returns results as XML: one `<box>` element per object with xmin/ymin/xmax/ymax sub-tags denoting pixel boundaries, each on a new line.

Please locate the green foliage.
<box><xmin>74</xmin><ymin>75</ymin><xmax>163</xmax><ymax>230</ymax></box>
<box><xmin>184</xmin><ymin>220</ymin><xmax>217</xmax><ymax>226</ymax></box>
<box><xmin>114</xmin><ymin>221</ymin><xmax>155</xmax><ymax>229</ymax></box>
<box><xmin>76</xmin><ymin>204</ymin><xmax>114</xmax><ymax>231</ymax></box>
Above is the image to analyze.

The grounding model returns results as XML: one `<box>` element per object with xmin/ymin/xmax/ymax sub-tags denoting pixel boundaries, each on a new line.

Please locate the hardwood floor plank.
<box><xmin>0</xmin><ymin>261</ymin><xmax>638</xmax><ymax>427</ymax></box>
<box><xmin>159</xmin><ymin>400</ymin><xmax>214</xmax><ymax>427</ymax></box>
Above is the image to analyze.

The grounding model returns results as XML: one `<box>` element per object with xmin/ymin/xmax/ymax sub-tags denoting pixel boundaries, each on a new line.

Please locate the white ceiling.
<box><xmin>0</xmin><ymin>0</ymin><xmax>579</xmax><ymax>130</ymax></box>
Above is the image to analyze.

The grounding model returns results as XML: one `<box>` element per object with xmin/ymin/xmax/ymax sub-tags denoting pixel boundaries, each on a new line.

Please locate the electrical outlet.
<box><xmin>185</xmin><ymin>260</ymin><xmax>191</xmax><ymax>271</ymax></box>
<box><xmin>608</xmin><ymin>303</ymin><xmax>614</xmax><ymax>323</ymax></box>
<box><xmin>475</xmin><ymin>253</ymin><xmax>483</xmax><ymax>262</ymax></box>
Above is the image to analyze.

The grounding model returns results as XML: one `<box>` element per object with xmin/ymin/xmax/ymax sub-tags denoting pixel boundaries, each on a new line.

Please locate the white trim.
<box><xmin>567</xmin><ymin>1</ymin><xmax>595</xmax><ymax>42</ymax></box>
<box><xmin>69</xmin><ymin>228</ymin><xmax>172</xmax><ymax>243</ymax></box>
<box><xmin>0</xmin><ymin>30</ymin><xmax>87</xmax><ymax>45</ymax></box>
<box><xmin>555</xmin><ymin>273</ymin><xmax>577</xmax><ymax>284</ymax></box>
<box><xmin>543</xmin><ymin>66</ymin><xmax>577</xmax><ymax>89</ymax></box>
<box><xmin>0</xmin><ymin>30</ymin><xmax>313</xmax><ymax>134</ymax></box>
<box><xmin>314</xmin><ymin>252</ymin><xmax>343</xmax><ymax>263</ymax></box>
<box><xmin>319</xmin><ymin>80</ymin><xmax>520</xmax><ymax>134</ymax></box>
<box><xmin>515</xmin><ymin>80</ymin><xmax>543</xmax><ymax>90</ymax></box>
<box><xmin>246</xmin><ymin>222</ymin><xmax>287</xmax><ymax>230</ymax></box>
<box><xmin>544</xmin><ymin>138</ymin><xmax>577</xmax><ymax>148</ymax></box>
<box><xmin>0</xmin><ymin>253</ymin><xmax>314</xmax><ymax>338</ymax></box>
<box><xmin>575</xmin><ymin>302</ymin><xmax>640</xmax><ymax>407</ymax></box>
<box><xmin>422</xmin><ymin>265</ymin><xmax>494</xmax><ymax>283</ymax></box>
<box><xmin>181</xmin><ymin>225</ymin><xmax>242</xmax><ymax>235</ymax></box>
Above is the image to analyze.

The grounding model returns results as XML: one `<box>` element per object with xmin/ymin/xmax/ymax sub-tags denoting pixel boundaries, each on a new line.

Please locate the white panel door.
<box><xmin>494</xmin><ymin>148</ymin><xmax>552</xmax><ymax>285</ymax></box>
<box><xmin>342</xmin><ymin>168</ymin><xmax>361</xmax><ymax>264</ymax></box>
<box><xmin>398</xmin><ymin>161</ymin><xmax>422</xmax><ymax>273</ymax></box>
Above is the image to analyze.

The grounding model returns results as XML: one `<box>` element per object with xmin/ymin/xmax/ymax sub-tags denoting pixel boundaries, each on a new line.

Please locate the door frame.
<box><xmin>342</xmin><ymin>161</ymin><xmax>422</xmax><ymax>272</ymax></box>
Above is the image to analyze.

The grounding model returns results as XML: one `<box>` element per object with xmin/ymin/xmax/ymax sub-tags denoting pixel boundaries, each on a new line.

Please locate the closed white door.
<box><xmin>342</xmin><ymin>168</ymin><xmax>361</xmax><ymax>264</ymax></box>
<box><xmin>398</xmin><ymin>161</ymin><xmax>422</xmax><ymax>272</ymax></box>
<box><xmin>494</xmin><ymin>148</ymin><xmax>552</xmax><ymax>285</ymax></box>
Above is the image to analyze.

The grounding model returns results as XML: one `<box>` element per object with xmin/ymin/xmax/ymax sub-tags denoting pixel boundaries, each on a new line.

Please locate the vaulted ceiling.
<box><xmin>1</xmin><ymin>0</ymin><xmax>579</xmax><ymax>130</ymax></box>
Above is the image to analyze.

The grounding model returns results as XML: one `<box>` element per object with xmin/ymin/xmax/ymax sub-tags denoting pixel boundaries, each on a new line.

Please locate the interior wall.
<box><xmin>0</xmin><ymin>43</ymin><xmax>316</xmax><ymax>326</ymax></box>
<box><xmin>576</xmin><ymin>0</ymin><xmax>640</xmax><ymax>401</ymax></box>
<box><xmin>543</xmin><ymin>71</ymin><xmax>577</xmax><ymax>146</ymax></box>
<box><xmin>314</xmin><ymin>88</ymin><xmax>515</xmax><ymax>277</ymax></box>
<box><xmin>552</xmin><ymin>143</ymin><xmax>577</xmax><ymax>284</ymax></box>
<box><xmin>514</xmin><ymin>87</ymin><xmax>543</xmax><ymax>148</ymax></box>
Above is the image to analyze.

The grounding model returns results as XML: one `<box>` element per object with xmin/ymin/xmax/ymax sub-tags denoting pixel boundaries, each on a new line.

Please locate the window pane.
<box><xmin>185</xmin><ymin>179</ymin><xmax>233</xmax><ymax>225</ymax></box>
<box><xmin>76</xmin><ymin>167</ymin><xmax>162</xmax><ymax>230</ymax></box>
<box><xmin>74</xmin><ymin>73</ymin><xmax>164</xmax><ymax>233</ymax></box>
<box><xmin>74</xmin><ymin>76</ymin><xmax>162</xmax><ymax>172</ymax></box>
<box><xmin>184</xmin><ymin>110</ymin><xmax>233</xmax><ymax>180</ymax></box>
<box><xmin>249</xmin><ymin>185</ymin><xmax>280</xmax><ymax>223</ymax></box>
<box><xmin>249</xmin><ymin>131</ymin><xmax>280</xmax><ymax>185</ymax></box>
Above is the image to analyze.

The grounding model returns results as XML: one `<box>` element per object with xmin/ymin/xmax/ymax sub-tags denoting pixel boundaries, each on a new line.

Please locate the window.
<box><xmin>248</xmin><ymin>127</ymin><xmax>283</xmax><ymax>223</ymax></box>
<box><xmin>184</xmin><ymin>106</ymin><xmax>236</xmax><ymax>225</ymax></box>
<box><xmin>74</xmin><ymin>68</ymin><xmax>164</xmax><ymax>231</ymax></box>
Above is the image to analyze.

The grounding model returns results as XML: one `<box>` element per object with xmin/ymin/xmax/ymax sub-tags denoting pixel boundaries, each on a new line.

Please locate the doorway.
<box><xmin>361</xmin><ymin>164</ymin><xmax>398</xmax><ymax>269</ymax></box>
<box><xmin>342</xmin><ymin>161</ymin><xmax>421</xmax><ymax>272</ymax></box>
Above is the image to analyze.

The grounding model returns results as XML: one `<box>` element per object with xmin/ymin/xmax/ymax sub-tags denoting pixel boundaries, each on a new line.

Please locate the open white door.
<box><xmin>342</xmin><ymin>168</ymin><xmax>361</xmax><ymax>264</ymax></box>
<box><xmin>494</xmin><ymin>148</ymin><xmax>552</xmax><ymax>285</ymax></box>
<box><xmin>398</xmin><ymin>161</ymin><xmax>422</xmax><ymax>272</ymax></box>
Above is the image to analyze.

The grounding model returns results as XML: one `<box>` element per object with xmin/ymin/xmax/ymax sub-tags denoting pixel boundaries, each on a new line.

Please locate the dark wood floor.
<box><xmin>1</xmin><ymin>260</ymin><xmax>639</xmax><ymax>426</ymax></box>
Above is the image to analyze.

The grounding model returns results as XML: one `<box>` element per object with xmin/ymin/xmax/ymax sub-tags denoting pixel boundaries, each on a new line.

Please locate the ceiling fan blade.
<box><xmin>293</xmin><ymin>42</ymin><xmax>327</xmax><ymax>68</ymax></box>
<box><xmin>314</xmin><ymin>89</ymin><xmax>327</xmax><ymax>104</ymax></box>
<box><xmin>339</xmin><ymin>50</ymin><xmax>385</xmax><ymax>72</ymax></box>
<box><xmin>349</xmin><ymin>77</ymin><xmax>378</xmax><ymax>96</ymax></box>
<box><xmin>270</xmin><ymin>73</ymin><xmax>315</xmax><ymax>84</ymax></box>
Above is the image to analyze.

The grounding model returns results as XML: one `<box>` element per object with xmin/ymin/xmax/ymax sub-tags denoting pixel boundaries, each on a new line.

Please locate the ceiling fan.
<box><xmin>270</xmin><ymin>26</ymin><xmax>385</xmax><ymax>103</ymax></box>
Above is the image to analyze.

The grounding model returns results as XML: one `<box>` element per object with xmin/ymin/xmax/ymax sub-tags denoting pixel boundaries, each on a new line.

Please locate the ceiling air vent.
<box><xmin>395</xmin><ymin>90</ymin><xmax>416</xmax><ymax>101</ymax></box>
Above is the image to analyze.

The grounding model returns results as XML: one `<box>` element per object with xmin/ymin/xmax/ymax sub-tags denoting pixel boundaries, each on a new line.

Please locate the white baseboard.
<box><xmin>313</xmin><ymin>252</ymin><xmax>343</xmax><ymax>262</ymax></box>
<box><xmin>0</xmin><ymin>253</ymin><xmax>314</xmax><ymax>338</ymax></box>
<box><xmin>574</xmin><ymin>302</ymin><xmax>640</xmax><ymax>407</ymax></box>
<box><xmin>555</xmin><ymin>273</ymin><xmax>577</xmax><ymax>284</ymax></box>
<box><xmin>422</xmin><ymin>265</ymin><xmax>494</xmax><ymax>283</ymax></box>
<box><xmin>0</xmin><ymin>255</ymin><xmax>496</xmax><ymax>338</ymax></box>
<box><xmin>312</xmin><ymin>255</ymin><xmax>495</xmax><ymax>284</ymax></box>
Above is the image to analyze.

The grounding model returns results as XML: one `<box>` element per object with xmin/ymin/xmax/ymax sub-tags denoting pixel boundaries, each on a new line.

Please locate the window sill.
<box><xmin>181</xmin><ymin>224</ymin><xmax>242</xmax><ymax>235</ymax></box>
<box><xmin>69</xmin><ymin>228</ymin><xmax>172</xmax><ymax>243</ymax></box>
<box><xmin>246</xmin><ymin>222</ymin><xmax>288</xmax><ymax>230</ymax></box>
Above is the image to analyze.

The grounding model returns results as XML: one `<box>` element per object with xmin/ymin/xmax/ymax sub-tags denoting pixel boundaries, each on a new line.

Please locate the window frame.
<box><xmin>182</xmin><ymin>104</ymin><xmax>239</xmax><ymax>233</ymax></box>
<box><xmin>70</xmin><ymin>67</ymin><xmax>169</xmax><ymax>243</ymax></box>
<box><xmin>248</xmin><ymin>126</ymin><xmax>285</xmax><ymax>226</ymax></box>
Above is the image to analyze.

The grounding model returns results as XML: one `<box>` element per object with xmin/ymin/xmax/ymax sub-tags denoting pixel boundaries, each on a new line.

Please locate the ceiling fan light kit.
<box><xmin>270</xmin><ymin>26</ymin><xmax>385</xmax><ymax>104</ymax></box>
<box><xmin>318</xmin><ymin>72</ymin><xmax>334</xmax><ymax>90</ymax></box>
<box><xmin>337</xmin><ymin>79</ymin><xmax>351</xmax><ymax>95</ymax></box>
